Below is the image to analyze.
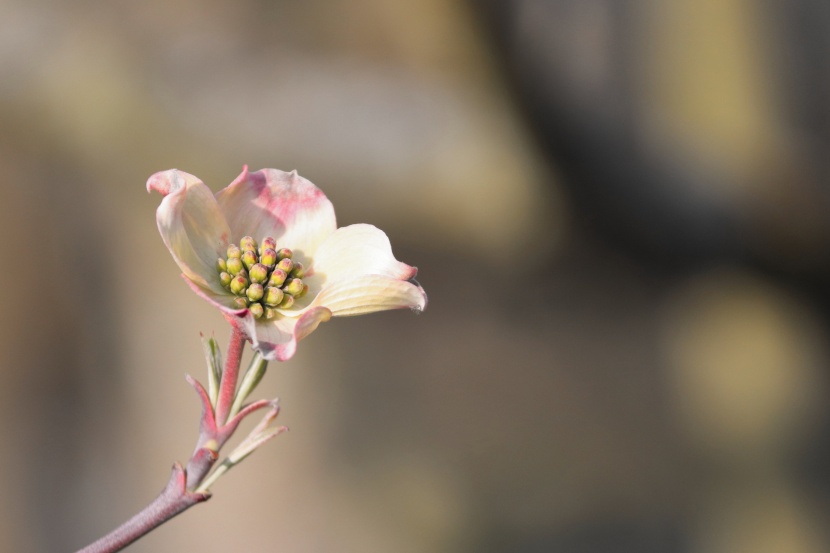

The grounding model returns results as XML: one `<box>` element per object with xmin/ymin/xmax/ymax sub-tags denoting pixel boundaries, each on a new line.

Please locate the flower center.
<box><xmin>216</xmin><ymin>236</ymin><xmax>308</xmax><ymax>320</ymax></box>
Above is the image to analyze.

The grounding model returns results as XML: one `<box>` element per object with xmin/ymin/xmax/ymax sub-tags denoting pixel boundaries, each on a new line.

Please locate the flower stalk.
<box><xmin>75</xmin><ymin>464</ymin><xmax>210</xmax><ymax>553</ymax></box>
<box><xmin>213</xmin><ymin>325</ymin><xmax>246</xmax><ymax>427</ymax></box>
<box><xmin>75</xmin><ymin>327</ymin><xmax>277</xmax><ymax>553</ymax></box>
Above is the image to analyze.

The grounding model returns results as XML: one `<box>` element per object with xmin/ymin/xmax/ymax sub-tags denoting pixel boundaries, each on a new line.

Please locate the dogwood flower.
<box><xmin>148</xmin><ymin>166</ymin><xmax>426</xmax><ymax>361</ymax></box>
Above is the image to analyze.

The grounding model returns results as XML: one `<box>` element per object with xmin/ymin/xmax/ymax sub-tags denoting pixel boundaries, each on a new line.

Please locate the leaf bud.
<box><xmin>279</xmin><ymin>294</ymin><xmax>295</xmax><ymax>309</ymax></box>
<box><xmin>260</xmin><ymin>237</ymin><xmax>277</xmax><ymax>253</ymax></box>
<box><xmin>249</xmin><ymin>263</ymin><xmax>269</xmax><ymax>284</ymax></box>
<box><xmin>240</xmin><ymin>236</ymin><xmax>257</xmax><ymax>252</ymax></box>
<box><xmin>226</xmin><ymin>257</ymin><xmax>244</xmax><ymax>275</ymax></box>
<box><xmin>227</xmin><ymin>245</ymin><xmax>242</xmax><ymax>259</ymax></box>
<box><xmin>276</xmin><ymin>257</ymin><xmax>294</xmax><ymax>274</ymax></box>
<box><xmin>219</xmin><ymin>271</ymin><xmax>233</xmax><ymax>288</ymax></box>
<box><xmin>283</xmin><ymin>277</ymin><xmax>304</xmax><ymax>296</ymax></box>
<box><xmin>242</xmin><ymin>250</ymin><xmax>258</xmax><ymax>271</ymax></box>
<box><xmin>268</xmin><ymin>269</ymin><xmax>287</xmax><ymax>288</ymax></box>
<box><xmin>289</xmin><ymin>261</ymin><xmax>304</xmax><ymax>279</ymax></box>
<box><xmin>217</xmin><ymin>258</ymin><xmax>227</xmax><ymax>272</ymax></box>
<box><xmin>249</xmin><ymin>302</ymin><xmax>264</xmax><ymax>319</ymax></box>
<box><xmin>230</xmin><ymin>275</ymin><xmax>249</xmax><ymax>295</ymax></box>
<box><xmin>263</xmin><ymin>286</ymin><xmax>284</xmax><ymax>307</ymax></box>
<box><xmin>276</xmin><ymin>248</ymin><xmax>293</xmax><ymax>260</ymax></box>
<box><xmin>260</xmin><ymin>248</ymin><xmax>278</xmax><ymax>268</ymax></box>
<box><xmin>246</xmin><ymin>283</ymin><xmax>264</xmax><ymax>302</ymax></box>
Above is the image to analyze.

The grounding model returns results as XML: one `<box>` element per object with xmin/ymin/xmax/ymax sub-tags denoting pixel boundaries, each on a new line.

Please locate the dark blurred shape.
<box><xmin>474</xmin><ymin>0</ymin><xmax>830</xmax><ymax>279</ymax></box>
<box><xmin>481</xmin><ymin>517</ymin><xmax>687</xmax><ymax>553</ymax></box>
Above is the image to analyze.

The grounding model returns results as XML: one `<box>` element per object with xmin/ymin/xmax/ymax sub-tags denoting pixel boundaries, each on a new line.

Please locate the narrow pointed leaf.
<box><xmin>228</xmin><ymin>353</ymin><xmax>268</xmax><ymax>419</ymax></box>
<box><xmin>201</xmin><ymin>334</ymin><xmax>224</xmax><ymax>406</ymax></box>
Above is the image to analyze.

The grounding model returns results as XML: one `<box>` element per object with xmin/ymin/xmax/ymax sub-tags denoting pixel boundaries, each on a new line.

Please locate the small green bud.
<box><xmin>268</xmin><ymin>269</ymin><xmax>287</xmax><ymax>288</ymax></box>
<box><xmin>219</xmin><ymin>271</ymin><xmax>233</xmax><ymax>288</ymax></box>
<box><xmin>264</xmin><ymin>307</ymin><xmax>278</xmax><ymax>320</ymax></box>
<box><xmin>276</xmin><ymin>248</ymin><xmax>293</xmax><ymax>260</ymax></box>
<box><xmin>240</xmin><ymin>236</ymin><xmax>257</xmax><ymax>252</ymax></box>
<box><xmin>249</xmin><ymin>302</ymin><xmax>264</xmax><ymax>319</ymax></box>
<box><xmin>283</xmin><ymin>277</ymin><xmax>304</xmax><ymax>296</ymax></box>
<box><xmin>242</xmin><ymin>250</ymin><xmax>258</xmax><ymax>270</ymax></box>
<box><xmin>276</xmin><ymin>257</ymin><xmax>294</xmax><ymax>274</ymax></box>
<box><xmin>249</xmin><ymin>263</ymin><xmax>269</xmax><ymax>284</ymax></box>
<box><xmin>227</xmin><ymin>245</ymin><xmax>242</xmax><ymax>259</ymax></box>
<box><xmin>289</xmin><ymin>261</ymin><xmax>304</xmax><ymax>279</ymax></box>
<box><xmin>297</xmin><ymin>283</ymin><xmax>309</xmax><ymax>298</ymax></box>
<box><xmin>230</xmin><ymin>275</ymin><xmax>249</xmax><ymax>295</ymax></box>
<box><xmin>263</xmin><ymin>286</ymin><xmax>284</xmax><ymax>307</ymax></box>
<box><xmin>279</xmin><ymin>294</ymin><xmax>295</xmax><ymax>308</ymax></box>
<box><xmin>260</xmin><ymin>248</ymin><xmax>278</xmax><ymax>267</ymax></box>
<box><xmin>260</xmin><ymin>237</ymin><xmax>277</xmax><ymax>252</ymax></box>
<box><xmin>246</xmin><ymin>283</ymin><xmax>264</xmax><ymax>302</ymax></box>
<box><xmin>217</xmin><ymin>258</ymin><xmax>227</xmax><ymax>272</ymax></box>
<box><xmin>232</xmin><ymin>296</ymin><xmax>249</xmax><ymax>309</ymax></box>
<box><xmin>226</xmin><ymin>257</ymin><xmax>244</xmax><ymax>275</ymax></box>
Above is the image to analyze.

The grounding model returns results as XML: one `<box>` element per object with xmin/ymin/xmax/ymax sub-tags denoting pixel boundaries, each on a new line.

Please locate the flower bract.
<box><xmin>148</xmin><ymin>166</ymin><xmax>427</xmax><ymax>360</ymax></box>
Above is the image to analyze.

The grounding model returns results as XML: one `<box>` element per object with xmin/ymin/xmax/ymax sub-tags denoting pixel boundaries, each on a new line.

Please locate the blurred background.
<box><xmin>2</xmin><ymin>0</ymin><xmax>830</xmax><ymax>551</ymax></box>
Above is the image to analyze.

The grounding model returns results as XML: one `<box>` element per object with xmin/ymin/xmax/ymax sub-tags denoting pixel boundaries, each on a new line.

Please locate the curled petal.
<box><xmin>309</xmin><ymin>224</ymin><xmax>417</xmax><ymax>282</ymax></box>
<box><xmin>233</xmin><ymin>306</ymin><xmax>333</xmax><ymax>361</ymax></box>
<box><xmin>149</xmin><ymin>169</ymin><xmax>232</xmax><ymax>290</ymax></box>
<box><xmin>309</xmin><ymin>275</ymin><xmax>427</xmax><ymax>316</ymax></box>
<box><xmin>215</xmin><ymin>167</ymin><xmax>336</xmax><ymax>265</ymax></box>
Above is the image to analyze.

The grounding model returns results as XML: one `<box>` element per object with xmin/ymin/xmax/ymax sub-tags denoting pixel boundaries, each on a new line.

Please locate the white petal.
<box><xmin>215</xmin><ymin>167</ymin><xmax>336</xmax><ymax>265</ymax></box>
<box><xmin>182</xmin><ymin>275</ymin><xmax>246</xmax><ymax>316</ymax></box>
<box><xmin>309</xmin><ymin>224</ymin><xmax>417</xmax><ymax>284</ymax></box>
<box><xmin>235</xmin><ymin>306</ymin><xmax>332</xmax><ymax>361</ymax></box>
<box><xmin>309</xmin><ymin>275</ymin><xmax>427</xmax><ymax>316</ymax></box>
<box><xmin>148</xmin><ymin>169</ymin><xmax>231</xmax><ymax>290</ymax></box>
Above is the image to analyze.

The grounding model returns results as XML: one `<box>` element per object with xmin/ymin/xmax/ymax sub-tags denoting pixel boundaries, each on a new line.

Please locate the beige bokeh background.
<box><xmin>1</xmin><ymin>1</ymin><xmax>830</xmax><ymax>552</ymax></box>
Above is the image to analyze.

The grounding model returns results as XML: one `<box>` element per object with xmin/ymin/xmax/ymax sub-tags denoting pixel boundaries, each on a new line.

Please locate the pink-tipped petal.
<box><xmin>235</xmin><ymin>306</ymin><xmax>332</xmax><ymax>361</ymax></box>
<box><xmin>215</xmin><ymin>167</ymin><xmax>336</xmax><ymax>265</ymax></box>
<box><xmin>150</xmin><ymin>169</ymin><xmax>232</xmax><ymax>289</ymax></box>
<box><xmin>293</xmin><ymin>305</ymin><xmax>333</xmax><ymax>342</ymax></box>
<box><xmin>309</xmin><ymin>224</ymin><xmax>417</xmax><ymax>283</ymax></box>
<box><xmin>309</xmin><ymin>275</ymin><xmax>427</xmax><ymax>316</ymax></box>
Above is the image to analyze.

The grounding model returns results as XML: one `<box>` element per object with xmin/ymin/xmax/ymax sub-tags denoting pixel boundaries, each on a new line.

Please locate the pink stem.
<box><xmin>75</xmin><ymin>464</ymin><xmax>210</xmax><ymax>553</ymax></box>
<box><xmin>76</xmin><ymin>325</ymin><xmax>261</xmax><ymax>552</ymax></box>
<box><xmin>213</xmin><ymin>325</ymin><xmax>246</xmax><ymax>427</ymax></box>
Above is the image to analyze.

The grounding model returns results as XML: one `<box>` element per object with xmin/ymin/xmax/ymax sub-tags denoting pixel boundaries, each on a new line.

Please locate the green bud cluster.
<box><xmin>217</xmin><ymin>235</ymin><xmax>309</xmax><ymax>319</ymax></box>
